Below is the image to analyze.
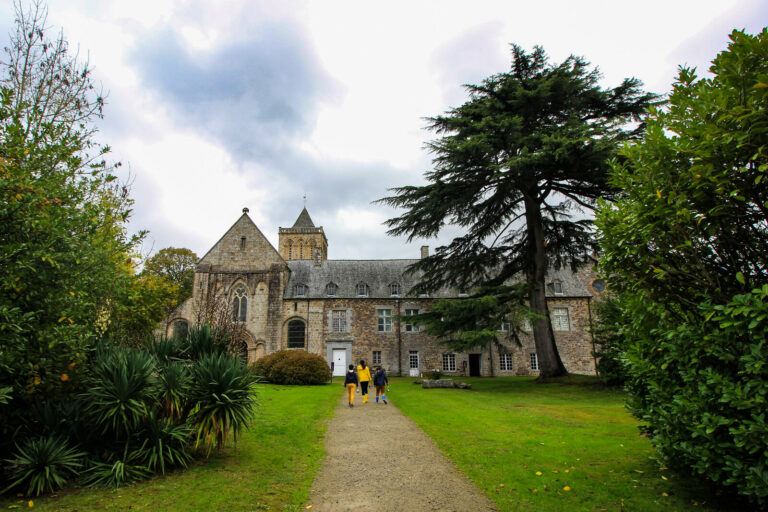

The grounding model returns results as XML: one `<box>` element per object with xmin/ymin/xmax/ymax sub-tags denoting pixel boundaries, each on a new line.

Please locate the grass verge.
<box><xmin>1</xmin><ymin>383</ymin><xmax>339</xmax><ymax>512</ymax></box>
<box><xmin>390</xmin><ymin>376</ymin><xmax>739</xmax><ymax>512</ymax></box>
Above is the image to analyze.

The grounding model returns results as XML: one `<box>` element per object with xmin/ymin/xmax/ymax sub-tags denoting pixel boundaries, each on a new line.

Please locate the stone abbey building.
<box><xmin>166</xmin><ymin>208</ymin><xmax>603</xmax><ymax>377</ymax></box>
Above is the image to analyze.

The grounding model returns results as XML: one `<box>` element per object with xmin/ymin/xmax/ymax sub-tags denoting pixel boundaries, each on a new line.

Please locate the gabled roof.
<box><xmin>291</xmin><ymin>208</ymin><xmax>316</xmax><ymax>228</ymax></box>
<box><xmin>198</xmin><ymin>212</ymin><xmax>285</xmax><ymax>271</ymax></box>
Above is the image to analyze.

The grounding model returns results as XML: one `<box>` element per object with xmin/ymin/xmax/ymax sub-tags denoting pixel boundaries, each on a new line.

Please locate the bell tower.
<box><xmin>278</xmin><ymin>208</ymin><xmax>328</xmax><ymax>261</ymax></box>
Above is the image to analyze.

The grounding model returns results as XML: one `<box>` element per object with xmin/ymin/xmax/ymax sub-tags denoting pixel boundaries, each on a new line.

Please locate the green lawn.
<box><xmin>390</xmin><ymin>376</ymin><xmax>738</xmax><ymax>512</ymax></box>
<box><xmin>1</xmin><ymin>383</ymin><xmax>339</xmax><ymax>512</ymax></box>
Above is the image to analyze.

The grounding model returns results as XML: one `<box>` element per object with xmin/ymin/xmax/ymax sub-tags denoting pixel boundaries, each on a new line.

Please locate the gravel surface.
<box><xmin>306</xmin><ymin>388</ymin><xmax>497</xmax><ymax>512</ymax></box>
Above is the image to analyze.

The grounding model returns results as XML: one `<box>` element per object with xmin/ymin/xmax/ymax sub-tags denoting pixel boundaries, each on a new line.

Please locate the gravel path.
<box><xmin>305</xmin><ymin>388</ymin><xmax>497</xmax><ymax>512</ymax></box>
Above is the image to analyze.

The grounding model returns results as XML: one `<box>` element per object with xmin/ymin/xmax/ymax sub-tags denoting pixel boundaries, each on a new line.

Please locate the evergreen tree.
<box><xmin>379</xmin><ymin>45</ymin><xmax>656</xmax><ymax>377</ymax></box>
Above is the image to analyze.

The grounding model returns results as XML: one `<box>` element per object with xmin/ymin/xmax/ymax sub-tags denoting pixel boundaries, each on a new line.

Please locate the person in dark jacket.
<box><xmin>373</xmin><ymin>366</ymin><xmax>389</xmax><ymax>404</ymax></box>
<box><xmin>344</xmin><ymin>364</ymin><xmax>359</xmax><ymax>408</ymax></box>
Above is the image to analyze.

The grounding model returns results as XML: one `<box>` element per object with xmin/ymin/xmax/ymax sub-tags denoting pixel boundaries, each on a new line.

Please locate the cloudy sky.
<box><xmin>1</xmin><ymin>1</ymin><xmax>766</xmax><ymax>260</ymax></box>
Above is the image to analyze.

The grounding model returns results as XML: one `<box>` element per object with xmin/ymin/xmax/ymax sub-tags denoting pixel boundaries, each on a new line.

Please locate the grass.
<box><xmin>390</xmin><ymin>376</ymin><xmax>740</xmax><ymax>512</ymax></box>
<box><xmin>0</xmin><ymin>383</ymin><xmax>339</xmax><ymax>512</ymax></box>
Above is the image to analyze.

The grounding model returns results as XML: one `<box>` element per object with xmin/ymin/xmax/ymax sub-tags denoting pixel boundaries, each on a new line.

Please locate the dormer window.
<box><xmin>295</xmin><ymin>284</ymin><xmax>307</xmax><ymax>298</ymax></box>
<box><xmin>356</xmin><ymin>283</ymin><xmax>368</xmax><ymax>297</ymax></box>
<box><xmin>326</xmin><ymin>282</ymin><xmax>337</xmax><ymax>297</ymax></box>
<box><xmin>389</xmin><ymin>283</ymin><xmax>400</xmax><ymax>296</ymax></box>
<box><xmin>547</xmin><ymin>281</ymin><xmax>564</xmax><ymax>295</ymax></box>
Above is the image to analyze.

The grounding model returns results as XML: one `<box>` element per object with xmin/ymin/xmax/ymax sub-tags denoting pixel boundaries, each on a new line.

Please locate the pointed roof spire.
<box><xmin>292</xmin><ymin>208</ymin><xmax>316</xmax><ymax>228</ymax></box>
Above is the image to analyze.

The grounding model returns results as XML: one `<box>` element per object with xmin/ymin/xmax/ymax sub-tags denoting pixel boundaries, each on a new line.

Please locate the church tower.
<box><xmin>278</xmin><ymin>208</ymin><xmax>328</xmax><ymax>261</ymax></box>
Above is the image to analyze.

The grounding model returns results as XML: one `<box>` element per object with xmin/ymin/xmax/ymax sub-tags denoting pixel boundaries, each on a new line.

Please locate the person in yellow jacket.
<box><xmin>356</xmin><ymin>360</ymin><xmax>372</xmax><ymax>404</ymax></box>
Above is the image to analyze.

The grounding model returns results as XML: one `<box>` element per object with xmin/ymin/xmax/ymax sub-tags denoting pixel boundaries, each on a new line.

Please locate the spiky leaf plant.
<box><xmin>157</xmin><ymin>361</ymin><xmax>192</xmax><ymax>420</ymax></box>
<box><xmin>190</xmin><ymin>353</ymin><xmax>257</xmax><ymax>453</ymax></box>
<box><xmin>186</xmin><ymin>325</ymin><xmax>230</xmax><ymax>361</ymax></box>
<box><xmin>82</xmin><ymin>448</ymin><xmax>152</xmax><ymax>489</ymax></box>
<box><xmin>145</xmin><ymin>335</ymin><xmax>187</xmax><ymax>365</ymax></box>
<box><xmin>83</xmin><ymin>348</ymin><xmax>158</xmax><ymax>439</ymax></box>
<box><xmin>3</xmin><ymin>436</ymin><xmax>85</xmax><ymax>496</ymax></box>
<box><xmin>136</xmin><ymin>412</ymin><xmax>192</xmax><ymax>474</ymax></box>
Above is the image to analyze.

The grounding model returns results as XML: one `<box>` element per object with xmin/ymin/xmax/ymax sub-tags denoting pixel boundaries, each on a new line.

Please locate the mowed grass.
<box><xmin>1</xmin><ymin>383</ymin><xmax>340</xmax><ymax>512</ymax></box>
<box><xmin>390</xmin><ymin>376</ymin><xmax>737</xmax><ymax>512</ymax></box>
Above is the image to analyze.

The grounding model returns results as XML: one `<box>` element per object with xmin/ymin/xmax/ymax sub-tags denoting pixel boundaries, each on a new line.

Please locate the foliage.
<box><xmin>0</xmin><ymin>0</ymin><xmax>141</xmax><ymax>455</ymax></box>
<box><xmin>142</xmin><ymin>247</ymin><xmax>198</xmax><ymax>307</ymax></box>
<box><xmin>596</xmin><ymin>29</ymin><xmax>768</xmax><ymax>505</ymax></box>
<box><xmin>591</xmin><ymin>297</ymin><xmax>630</xmax><ymax>386</ymax></box>
<box><xmin>379</xmin><ymin>44</ymin><xmax>656</xmax><ymax>377</ymax></box>
<box><xmin>264</xmin><ymin>351</ymin><xmax>332</xmax><ymax>385</ymax></box>
<box><xmin>189</xmin><ymin>353</ymin><xmax>258</xmax><ymax>452</ymax></box>
<box><xmin>136</xmin><ymin>412</ymin><xmax>192</xmax><ymax>474</ymax></box>
<box><xmin>82</xmin><ymin>450</ymin><xmax>153</xmax><ymax>489</ymax></box>
<box><xmin>107</xmin><ymin>272</ymin><xmax>180</xmax><ymax>346</ymax></box>
<box><xmin>145</xmin><ymin>335</ymin><xmax>188</xmax><ymax>365</ymax></box>
<box><xmin>157</xmin><ymin>361</ymin><xmax>191</xmax><ymax>420</ymax></box>
<box><xmin>3</xmin><ymin>436</ymin><xmax>85</xmax><ymax>496</ymax></box>
<box><xmin>423</xmin><ymin>369</ymin><xmax>444</xmax><ymax>380</ymax></box>
<box><xmin>82</xmin><ymin>347</ymin><xmax>158</xmax><ymax>439</ymax></box>
<box><xmin>251</xmin><ymin>350</ymin><xmax>294</xmax><ymax>380</ymax></box>
<box><xmin>186</xmin><ymin>325</ymin><xmax>231</xmax><ymax>361</ymax></box>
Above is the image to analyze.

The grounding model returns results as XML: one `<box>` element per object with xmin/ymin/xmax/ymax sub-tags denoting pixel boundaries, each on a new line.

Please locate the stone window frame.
<box><xmin>499</xmin><ymin>353</ymin><xmax>514</xmax><ymax>371</ymax></box>
<box><xmin>530</xmin><ymin>352</ymin><xmax>539</xmax><ymax>371</ymax></box>
<box><xmin>442</xmin><ymin>353</ymin><xmax>456</xmax><ymax>372</ymax></box>
<box><xmin>372</xmin><ymin>350</ymin><xmax>382</xmax><ymax>365</ymax></box>
<box><xmin>240</xmin><ymin>236</ymin><xmax>246</xmax><ymax>250</ymax></box>
<box><xmin>326</xmin><ymin>282</ymin><xmax>337</xmax><ymax>297</ymax></box>
<box><xmin>404</xmin><ymin>308</ymin><xmax>420</xmax><ymax>333</ymax></box>
<box><xmin>287</xmin><ymin>240</ymin><xmax>293</xmax><ymax>259</ymax></box>
<box><xmin>376</xmin><ymin>307</ymin><xmax>393</xmax><ymax>333</ymax></box>
<box><xmin>295</xmin><ymin>283</ymin><xmax>307</xmax><ymax>298</ymax></box>
<box><xmin>231</xmin><ymin>282</ymin><xmax>248</xmax><ymax>322</ymax></box>
<box><xmin>551</xmin><ymin>306</ymin><xmax>571</xmax><ymax>331</ymax></box>
<box><xmin>286</xmin><ymin>317</ymin><xmax>306</xmax><ymax>349</ymax></box>
<box><xmin>330</xmin><ymin>309</ymin><xmax>349</xmax><ymax>333</ymax></box>
<box><xmin>356</xmin><ymin>282</ymin><xmax>368</xmax><ymax>297</ymax></box>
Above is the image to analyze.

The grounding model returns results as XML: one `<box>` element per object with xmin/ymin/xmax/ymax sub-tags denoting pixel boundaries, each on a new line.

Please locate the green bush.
<box><xmin>3</xmin><ymin>436</ymin><xmax>85</xmax><ymax>496</ymax></box>
<box><xmin>251</xmin><ymin>350</ymin><xmax>294</xmax><ymax>380</ymax></box>
<box><xmin>264</xmin><ymin>351</ymin><xmax>331</xmax><ymax>385</ymax></box>
<box><xmin>187</xmin><ymin>325</ymin><xmax>230</xmax><ymax>361</ymax></box>
<box><xmin>591</xmin><ymin>298</ymin><xmax>630</xmax><ymax>387</ymax></box>
<box><xmin>190</xmin><ymin>353</ymin><xmax>258</xmax><ymax>452</ymax></box>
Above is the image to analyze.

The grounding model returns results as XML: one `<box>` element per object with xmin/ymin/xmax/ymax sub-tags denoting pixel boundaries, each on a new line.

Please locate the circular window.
<box><xmin>591</xmin><ymin>279</ymin><xmax>607</xmax><ymax>294</ymax></box>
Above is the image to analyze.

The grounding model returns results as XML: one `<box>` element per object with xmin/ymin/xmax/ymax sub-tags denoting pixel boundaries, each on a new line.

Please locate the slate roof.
<box><xmin>284</xmin><ymin>259</ymin><xmax>594</xmax><ymax>299</ymax></box>
<box><xmin>291</xmin><ymin>208</ymin><xmax>316</xmax><ymax>229</ymax></box>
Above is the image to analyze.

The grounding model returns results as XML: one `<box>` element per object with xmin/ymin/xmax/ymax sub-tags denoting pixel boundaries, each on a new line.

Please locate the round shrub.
<box><xmin>255</xmin><ymin>350</ymin><xmax>331</xmax><ymax>385</ymax></box>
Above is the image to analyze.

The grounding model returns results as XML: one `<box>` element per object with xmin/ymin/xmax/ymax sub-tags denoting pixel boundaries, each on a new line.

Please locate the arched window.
<box><xmin>288</xmin><ymin>241</ymin><xmax>293</xmax><ymax>259</ymax></box>
<box><xmin>232</xmin><ymin>285</ymin><xmax>247</xmax><ymax>322</ymax></box>
<box><xmin>299</xmin><ymin>242</ymin><xmax>304</xmax><ymax>259</ymax></box>
<box><xmin>326</xmin><ymin>282</ymin><xmax>337</xmax><ymax>296</ymax></box>
<box><xmin>287</xmin><ymin>319</ymin><xmax>306</xmax><ymax>348</ymax></box>
<box><xmin>172</xmin><ymin>320</ymin><xmax>188</xmax><ymax>340</ymax></box>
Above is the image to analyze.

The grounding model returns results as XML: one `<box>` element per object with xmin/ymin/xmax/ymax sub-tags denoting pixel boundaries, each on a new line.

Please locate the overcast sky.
<box><xmin>2</xmin><ymin>1</ymin><xmax>766</xmax><ymax>261</ymax></box>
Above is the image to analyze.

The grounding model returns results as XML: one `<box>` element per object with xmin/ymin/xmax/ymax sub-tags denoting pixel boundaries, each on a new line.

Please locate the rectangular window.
<box><xmin>442</xmin><ymin>353</ymin><xmax>456</xmax><ymax>372</ymax></box>
<box><xmin>499</xmin><ymin>320</ymin><xmax>511</xmax><ymax>332</ymax></box>
<box><xmin>356</xmin><ymin>283</ymin><xmax>368</xmax><ymax>297</ymax></box>
<box><xmin>389</xmin><ymin>283</ymin><xmax>400</xmax><ymax>296</ymax></box>
<box><xmin>500</xmin><ymin>353</ymin><xmax>514</xmax><ymax>371</ymax></box>
<box><xmin>332</xmin><ymin>310</ymin><xmax>347</xmax><ymax>333</ymax></box>
<box><xmin>296</xmin><ymin>284</ymin><xmax>306</xmax><ymax>297</ymax></box>
<box><xmin>240</xmin><ymin>236</ymin><xmax>246</xmax><ymax>249</ymax></box>
<box><xmin>372</xmin><ymin>350</ymin><xmax>381</xmax><ymax>365</ymax></box>
<box><xmin>552</xmin><ymin>307</ymin><xmax>571</xmax><ymax>331</ymax></box>
<box><xmin>409</xmin><ymin>350</ymin><xmax>419</xmax><ymax>369</ymax></box>
<box><xmin>405</xmin><ymin>309</ymin><xmax>419</xmax><ymax>332</ymax></box>
<box><xmin>530</xmin><ymin>353</ymin><xmax>539</xmax><ymax>371</ymax></box>
<box><xmin>377</xmin><ymin>309</ymin><xmax>392</xmax><ymax>332</ymax></box>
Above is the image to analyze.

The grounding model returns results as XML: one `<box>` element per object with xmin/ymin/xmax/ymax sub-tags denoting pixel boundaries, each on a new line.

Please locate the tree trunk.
<box><xmin>524</xmin><ymin>193</ymin><xmax>568</xmax><ymax>378</ymax></box>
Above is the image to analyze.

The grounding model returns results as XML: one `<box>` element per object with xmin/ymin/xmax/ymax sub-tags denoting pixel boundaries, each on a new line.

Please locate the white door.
<box><xmin>332</xmin><ymin>349</ymin><xmax>346</xmax><ymax>377</ymax></box>
<box><xmin>409</xmin><ymin>350</ymin><xmax>420</xmax><ymax>377</ymax></box>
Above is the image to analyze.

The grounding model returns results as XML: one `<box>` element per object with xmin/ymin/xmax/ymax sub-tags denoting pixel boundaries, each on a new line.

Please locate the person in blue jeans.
<box><xmin>373</xmin><ymin>366</ymin><xmax>389</xmax><ymax>404</ymax></box>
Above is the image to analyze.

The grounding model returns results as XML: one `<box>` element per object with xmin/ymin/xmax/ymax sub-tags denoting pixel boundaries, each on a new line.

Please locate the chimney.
<box><xmin>420</xmin><ymin>245</ymin><xmax>429</xmax><ymax>259</ymax></box>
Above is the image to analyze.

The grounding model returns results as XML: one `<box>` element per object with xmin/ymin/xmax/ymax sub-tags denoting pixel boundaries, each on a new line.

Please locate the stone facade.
<box><xmin>165</xmin><ymin>208</ymin><xmax>603</xmax><ymax>377</ymax></box>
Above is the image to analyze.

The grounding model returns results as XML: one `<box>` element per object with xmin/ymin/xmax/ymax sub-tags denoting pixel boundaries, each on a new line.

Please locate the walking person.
<box><xmin>344</xmin><ymin>364</ymin><xmax>359</xmax><ymax>407</ymax></box>
<box><xmin>373</xmin><ymin>366</ymin><xmax>389</xmax><ymax>404</ymax></box>
<box><xmin>357</xmin><ymin>360</ymin><xmax>372</xmax><ymax>404</ymax></box>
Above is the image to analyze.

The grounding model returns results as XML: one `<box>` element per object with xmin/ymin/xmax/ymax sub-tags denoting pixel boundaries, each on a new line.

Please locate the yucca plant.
<box><xmin>82</xmin><ymin>447</ymin><xmax>152</xmax><ymax>489</ymax></box>
<box><xmin>186</xmin><ymin>325</ymin><xmax>230</xmax><ymax>361</ymax></box>
<box><xmin>83</xmin><ymin>348</ymin><xmax>158</xmax><ymax>439</ymax></box>
<box><xmin>136</xmin><ymin>412</ymin><xmax>192</xmax><ymax>474</ymax></box>
<box><xmin>157</xmin><ymin>361</ymin><xmax>192</xmax><ymax>420</ymax></box>
<box><xmin>189</xmin><ymin>353</ymin><xmax>257</xmax><ymax>453</ymax></box>
<box><xmin>30</xmin><ymin>399</ymin><xmax>88</xmax><ymax>447</ymax></box>
<box><xmin>145</xmin><ymin>335</ymin><xmax>187</xmax><ymax>365</ymax></box>
<box><xmin>3</xmin><ymin>436</ymin><xmax>85</xmax><ymax>496</ymax></box>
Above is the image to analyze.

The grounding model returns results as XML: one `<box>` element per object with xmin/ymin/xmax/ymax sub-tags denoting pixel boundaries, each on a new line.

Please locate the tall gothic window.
<box><xmin>287</xmin><ymin>319</ymin><xmax>306</xmax><ymax>348</ymax></box>
<box><xmin>232</xmin><ymin>285</ymin><xmax>247</xmax><ymax>322</ymax></box>
<box><xmin>288</xmin><ymin>241</ymin><xmax>293</xmax><ymax>259</ymax></box>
